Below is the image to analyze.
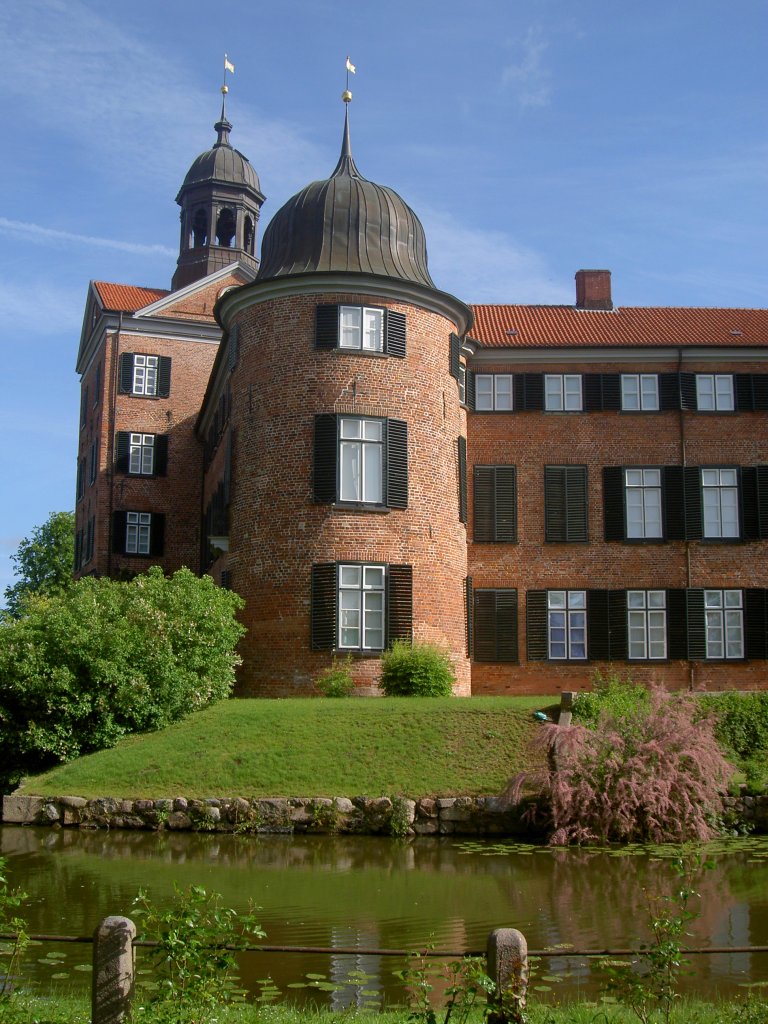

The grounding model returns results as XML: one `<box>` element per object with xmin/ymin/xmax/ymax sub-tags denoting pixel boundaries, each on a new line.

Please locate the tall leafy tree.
<box><xmin>3</xmin><ymin>511</ymin><xmax>75</xmax><ymax>618</ymax></box>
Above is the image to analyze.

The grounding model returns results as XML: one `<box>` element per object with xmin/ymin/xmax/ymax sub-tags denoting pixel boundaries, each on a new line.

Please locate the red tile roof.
<box><xmin>470</xmin><ymin>305</ymin><xmax>768</xmax><ymax>349</ymax></box>
<box><xmin>94</xmin><ymin>281</ymin><xmax>170</xmax><ymax>312</ymax></box>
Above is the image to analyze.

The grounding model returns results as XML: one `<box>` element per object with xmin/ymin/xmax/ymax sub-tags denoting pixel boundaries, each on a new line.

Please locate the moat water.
<box><xmin>3</xmin><ymin>825</ymin><xmax>768</xmax><ymax>1007</ymax></box>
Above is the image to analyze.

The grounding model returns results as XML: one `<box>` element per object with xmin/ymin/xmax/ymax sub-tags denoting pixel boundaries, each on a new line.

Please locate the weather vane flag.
<box><xmin>343</xmin><ymin>56</ymin><xmax>356</xmax><ymax>103</ymax></box>
<box><xmin>225</xmin><ymin>54</ymin><xmax>235</xmax><ymax>75</ymax></box>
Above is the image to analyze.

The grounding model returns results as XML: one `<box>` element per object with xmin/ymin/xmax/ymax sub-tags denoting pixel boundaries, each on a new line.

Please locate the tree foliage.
<box><xmin>0</xmin><ymin>567</ymin><xmax>245</xmax><ymax>791</ymax></box>
<box><xmin>3</xmin><ymin>511</ymin><xmax>75</xmax><ymax>618</ymax></box>
<box><xmin>503</xmin><ymin>685</ymin><xmax>733</xmax><ymax>845</ymax></box>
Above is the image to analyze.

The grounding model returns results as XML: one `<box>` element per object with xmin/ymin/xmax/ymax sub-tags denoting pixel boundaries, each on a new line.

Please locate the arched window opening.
<box><xmin>216</xmin><ymin>208</ymin><xmax>236</xmax><ymax>248</ymax></box>
<box><xmin>244</xmin><ymin>216</ymin><xmax>254</xmax><ymax>255</ymax></box>
<box><xmin>192</xmin><ymin>208</ymin><xmax>208</xmax><ymax>247</ymax></box>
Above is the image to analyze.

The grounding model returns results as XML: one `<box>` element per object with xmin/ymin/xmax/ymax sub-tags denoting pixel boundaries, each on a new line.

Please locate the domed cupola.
<box><xmin>257</xmin><ymin>106</ymin><xmax>435</xmax><ymax>288</ymax></box>
<box><xmin>172</xmin><ymin>89</ymin><xmax>265</xmax><ymax>291</ymax></box>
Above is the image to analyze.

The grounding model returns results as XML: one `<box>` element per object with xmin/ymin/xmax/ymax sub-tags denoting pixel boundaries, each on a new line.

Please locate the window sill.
<box><xmin>332</xmin><ymin>502</ymin><xmax>391</xmax><ymax>514</ymax></box>
<box><xmin>333</xmin><ymin>347</ymin><xmax>388</xmax><ymax>359</ymax></box>
<box><xmin>334</xmin><ymin>649</ymin><xmax>384</xmax><ymax>659</ymax></box>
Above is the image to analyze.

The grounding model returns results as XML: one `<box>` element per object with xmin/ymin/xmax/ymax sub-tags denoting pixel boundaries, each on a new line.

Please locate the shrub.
<box><xmin>0</xmin><ymin>567</ymin><xmax>245</xmax><ymax>791</ymax></box>
<box><xmin>314</xmin><ymin>655</ymin><xmax>355</xmax><ymax>697</ymax></box>
<box><xmin>699</xmin><ymin>691</ymin><xmax>768</xmax><ymax>763</ymax></box>
<box><xmin>503</xmin><ymin>685</ymin><xmax>734</xmax><ymax>845</ymax></box>
<box><xmin>379</xmin><ymin>640</ymin><xmax>455</xmax><ymax>697</ymax></box>
<box><xmin>572</xmin><ymin>668</ymin><xmax>649</xmax><ymax>728</ymax></box>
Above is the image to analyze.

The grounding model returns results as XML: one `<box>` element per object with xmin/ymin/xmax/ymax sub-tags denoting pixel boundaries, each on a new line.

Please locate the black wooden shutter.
<box><xmin>526</xmin><ymin>590</ymin><xmax>549</xmax><ymax>661</ymax></box>
<box><xmin>474</xmin><ymin>590</ymin><xmax>519</xmax><ymax>663</ymax></box>
<box><xmin>679</xmin><ymin>373</ymin><xmax>697</xmax><ymax>411</ymax></box>
<box><xmin>587</xmin><ymin>590</ymin><xmax>610</xmax><ymax>661</ymax></box>
<box><xmin>741</xmin><ymin>467</ymin><xmax>759</xmax><ymax>540</ymax></box>
<box><xmin>745</xmin><ymin>589</ymin><xmax>768</xmax><ymax>660</ymax></box>
<box><xmin>465</xmin><ymin>370</ymin><xmax>476</xmax><ymax>410</ymax></box>
<box><xmin>758</xmin><ymin>467</ymin><xmax>768</xmax><ymax>538</ymax></box>
<box><xmin>385</xmin><ymin>310</ymin><xmax>406</xmax><ymax>358</ymax></box>
<box><xmin>551</xmin><ymin>466</ymin><xmax>589</xmax><ymax>542</ymax></box>
<box><xmin>150</xmin><ymin>513</ymin><xmax>165</xmax><ymax>556</ymax></box>
<box><xmin>157</xmin><ymin>357</ymin><xmax>172</xmax><ymax>398</ymax></box>
<box><xmin>544</xmin><ymin>467</ymin><xmax>566</xmax><ymax>542</ymax></box>
<box><xmin>315</xmin><ymin>305</ymin><xmax>339</xmax><ymax>349</ymax></box>
<box><xmin>112</xmin><ymin>511</ymin><xmax>127</xmax><ymax>553</ymax></box>
<box><xmin>387</xmin><ymin>564</ymin><xmax>413</xmax><ymax>644</ymax></box>
<box><xmin>115</xmin><ymin>432</ymin><xmax>130</xmax><ymax>472</ymax></box>
<box><xmin>608</xmin><ymin>589</ymin><xmax>628</xmax><ymax>660</ymax></box>
<box><xmin>449</xmin><ymin>334</ymin><xmax>461</xmax><ymax>379</ymax></box>
<box><xmin>313</xmin><ymin>414</ymin><xmax>338</xmax><ymax>503</ymax></box>
<box><xmin>386</xmin><ymin>419</ymin><xmax>408</xmax><ymax>508</ymax></box>
<box><xmin>601</xmin><ymin>374</ymin><xmax>622</xmax><ymax>411</ymax></box>
<box><xmin>155</xmin><ymin>434</ymin><xmax>169</xmax><ymax>476</ymax></box>
<box><xmin>662</xmin><ymin>466</ymin><xmax>685</xmax><ymax>540</ymax></box>
<box><xmin>119</xmin><ymin>353</ymin><xmax>134</xmax><ymax>394</ymax></box>
<box><xmin>228</xmin><ymin>324</ymin><xmax>239</xmax><ymax>370</ymax></box>
<box><xmin>495</xmin><ymin>467</ymin><xmax>517</xmax><ymax>542</ymax></box>
<box><xmin>583</xmin><ymin>374</ymin><xmax>604</xmax><ymax>412</ymax></box>
<box><xmin>666</xmin><ymin>589</ymin><xmax>689</xmax><ymax>660</ymax></box>
<box><xmin>659</xmin><ymin>373</ymin><xmax>681</xmax><ymax>411</ymax></box>
<box><xmin>474</xmin><ymin>591</ymin><xmax>496</xmax><ymax>663</ymax></box>
<box><xmin>735</xmin><ymin>374</ymin><xmax>755</xmax><ymax>411</ymax></box>
<box><xmin>683</xmin><ymin>467</ymin><xmax>703</xmax><ymax>540</ymax></box>
<box><xmin>516</xmin><ymin>373</ymin><xmax>544</xmax><ymax>411</ymax></box>
<box><xmin>465</xmin><ymin>577</ymin><xmax>473</xmax><ymax>656</ymax></box>
<box><xmin>74</xmin><ymin>530</ymin><xmax>82</xmax><ymax>572</ymax></box>
<box><xmin>473</xmin><ymin>467</ymin><xmax>494</xmax><ymax>542</ymax></box>
<box><xmin>458</xmin><ymin>437</ymin><xmax>468</xmax><ymax>524</ymax></box>
<box><xmin>602</xmin><ymin>466</ymin><xmax>625</xmax><ymax>541</ymax></box>
<box><xmin>753</xmin><ymin>375</ymin><xmax>768</xmax><ymax>411</ymax></box>
<box><xmin>686</xmin><ymin>589</ymin><xmax>707</xmax><ymax>659</ymax></box>
<box><xmin>496</xmin><ymin>589</ymin><xmax>519</xmax><ymax>663</ymax></box>
<box><xmin>311</xmin><ymin>564</ymin><xmax>337</xmax><ymax>649</ymax></box>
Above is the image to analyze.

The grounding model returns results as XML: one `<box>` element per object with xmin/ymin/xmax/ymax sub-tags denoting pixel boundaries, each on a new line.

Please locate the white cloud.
<box><xmin>419</xmin><ymin>207</ymin><xmax>571</xmax><ymax>304</ymax></box>
<box><xmin>0</xmin><ymin>219</ymin><xmax>176</xmax><ymax>257</ymax></box>
<box><xmin>500</xmin><ymin>27</ymin><xmax>552</xmax><ymax>109</ymax></box>
<box><xmin>0</xmin><ymin>280</ymin><xmax>83</xmax><ymax>335</ymax></box>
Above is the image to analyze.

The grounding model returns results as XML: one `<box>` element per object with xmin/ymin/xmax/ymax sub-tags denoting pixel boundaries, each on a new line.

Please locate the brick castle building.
<box><xmin>74</xmin><ymin>96</ymin><xmax>768</xmax><ymax>696</ymax></box>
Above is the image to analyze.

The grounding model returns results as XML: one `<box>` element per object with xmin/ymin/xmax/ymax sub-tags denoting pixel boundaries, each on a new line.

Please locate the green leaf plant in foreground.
<box><xmin>0</xmin><ymin>856</ymin><xmax>29</xmax><ymax>1013</ymax></box>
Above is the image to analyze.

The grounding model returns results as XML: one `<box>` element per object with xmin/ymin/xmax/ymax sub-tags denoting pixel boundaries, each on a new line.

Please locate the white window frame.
<box><xmin>458</xmin><ymin>364</ymin><xmax>466</xmax><ymax>405</ymax></box>
<box><xmin>624</xmin><ymin>468</ymin><xmax>663</xmax><ymax>539</ymax></box>
<box><xmin>129</xmin><ymin>433</ymin><xmax>155</xmax><ymax>476</ymax></box>
<box><xmin>704</xmin><ymin>589</ymin><xmax>743</xmax><ymax>659</ymax></box>
<box><xmin>547</xmin><ymin>590</ymin><xmax>587</xmax><ymax>660</ymax></box>
<box><xmin>696</xmin><ymin>374</ymin><xmax>734</xmax><ymax>412</ymax></box>
<box><xmin>132</xmin><ymin>354</ymin><xmax>159</xmax><ymax>396</ymax></box>
<box><xmin>338</xmin><ymin>563</ymin><xmax>386</xmax><ymax>651</ymax></box>
<box><xmin>339</xmin><ymin>416</ymin><xmax>384</xmax><ymax>504</ymax></box>
<box><xmin>339</xmin><ymin>305</ymin><xmax>384</xmax><ymax>353</ymax></box>
<box><xmin>475</xmin><ymin>374</ymin><xmax>513</xmax><ymax>412</ymax></box>
<box><xmin>701</xmin><ymin>468</ymin><xmax>739</xmax><ymax>539</ymax></box>
<box><xmin>126</xmin><ymin>512</ymin><xmax>152</xmax><ymax>555</ymax></box>
<box><xmin>627</xmin><ymin>590</ymin><xmax>667</xmax><ymax>660</ymax></box>
<box><xmin>621</xmin><ymin>374</ymin><xmax>659</xmax><ymax>411</ymax></box>
<box><xmin>545</xmin><ymin>374</ymin><xmax>582</xmax><ymax>411</ymax></box>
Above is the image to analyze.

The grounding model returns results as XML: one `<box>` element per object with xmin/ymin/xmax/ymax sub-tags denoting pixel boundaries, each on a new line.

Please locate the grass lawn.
<box><xmin>18</xmin><ymin>696</ymin><xmax>552</xmax><ymax>800</ymax></box>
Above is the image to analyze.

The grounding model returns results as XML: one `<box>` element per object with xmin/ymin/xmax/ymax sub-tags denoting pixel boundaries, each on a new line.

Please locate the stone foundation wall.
<box><xmin>4</xmin><ymin>791</ymin><xmax>767</xmax><ymax>836</ymax></box>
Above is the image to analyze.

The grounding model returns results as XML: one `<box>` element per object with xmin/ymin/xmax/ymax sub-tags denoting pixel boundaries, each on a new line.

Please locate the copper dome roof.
<box><xmin>257</xmin><ymin>109</ymin><xmax>434</xmax><ymax>288</ymax></box>
<box><xmin>178</xmin><ymin>114</ymin><xmax>261</xmax><ymax>195</ymax></box>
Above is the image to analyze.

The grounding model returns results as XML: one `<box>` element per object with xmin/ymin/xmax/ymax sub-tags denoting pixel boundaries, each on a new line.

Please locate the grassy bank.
<box><xmin>17</xmin><ymin>697</ymin><xmax>549</xmax><ymax>799</ymax></box>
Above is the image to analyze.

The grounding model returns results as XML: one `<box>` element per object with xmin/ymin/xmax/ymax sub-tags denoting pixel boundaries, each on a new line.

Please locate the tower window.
<box><xmin>216</xmin><ymin>208</ymin><xmax>236</xmax><ymax>247</ymax></box>
<box><xmin>192</xmin><ymin>208</ymin><xmax>208</xmax><ymax>247</ymax></box>
<box><xmin>244</xmin><ymin>216</ymin><xmax>254</xmax><ymax>255</ymax></box>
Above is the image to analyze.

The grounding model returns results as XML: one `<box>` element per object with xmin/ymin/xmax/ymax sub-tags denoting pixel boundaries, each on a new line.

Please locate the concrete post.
<box><xmin>486</xmin><ymin>927</ymin><xmax>528</xmax><ymax>1023</ymax></box>
<box><xmin>559</xmin><ymin>690</ymin><xmax>576</xmax><ymax>728</ymax></box>
<box><xmin>92</xmin><ymin>915</ymin><xmax>136</xmax><ymax>1024</ymax></box>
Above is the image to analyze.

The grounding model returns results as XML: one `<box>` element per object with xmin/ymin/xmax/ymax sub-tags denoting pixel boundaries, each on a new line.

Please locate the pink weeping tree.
<box><xmin>503</xmin><ymin>687</ymin><xmax>734</xmax><ymax>845</ymax></box>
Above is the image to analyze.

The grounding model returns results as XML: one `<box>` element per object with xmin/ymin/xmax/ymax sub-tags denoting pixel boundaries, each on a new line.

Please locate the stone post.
<box><xmin>486</xmin><ymin>927</ymin><xmax>528</xmax><ymax>1023</ymax></box>
<box><xmin>559</xmin><ymin>690</ymin><xmax>576</xmax><ymax>728</ymax></box>
<box><xmin>92</xmin><ymin>916</ymin><xmax>136</xmax><ymax>1024</ymax></box>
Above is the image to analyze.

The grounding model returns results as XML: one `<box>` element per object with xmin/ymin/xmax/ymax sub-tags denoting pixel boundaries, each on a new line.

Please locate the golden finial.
<box><xmin>342</xmin><ymin>89</ymin><xmax>352</xmax><ymax>103</ymax></box>
<box><xmin>343</xmin><ymin>55</ymin><xmax>355</xmax><ymax>103</ymax></box>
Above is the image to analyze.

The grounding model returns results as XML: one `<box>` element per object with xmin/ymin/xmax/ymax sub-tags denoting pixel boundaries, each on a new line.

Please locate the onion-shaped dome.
<box><xmin>257</xmin><ymin>109</ymin><xmax>434</xmax><ymax>288</ymax></box>
<box><xmin>177</xmin><ymin>114</ymin><xmax>261</xmax><ymax>196</ymax></box>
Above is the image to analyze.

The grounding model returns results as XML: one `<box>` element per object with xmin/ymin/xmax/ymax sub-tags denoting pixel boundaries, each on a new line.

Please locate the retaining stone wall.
<box><xmin>4</xmin><ymin>791</ymin><xmax>767</xmax><ymax>836</ymax></box>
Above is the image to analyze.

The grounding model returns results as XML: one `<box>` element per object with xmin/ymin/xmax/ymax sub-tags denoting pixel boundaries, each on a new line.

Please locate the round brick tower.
<box><xmin>216</xmin><ymin>105</ymin><xmax>473</xmax><ymax>696</ymax></box>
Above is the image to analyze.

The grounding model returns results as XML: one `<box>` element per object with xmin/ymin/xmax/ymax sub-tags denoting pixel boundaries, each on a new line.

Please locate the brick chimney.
<box><xmin>575</xmin><ymin>269</ymin><xmax>612</xmax><ymax>310</ymax></box>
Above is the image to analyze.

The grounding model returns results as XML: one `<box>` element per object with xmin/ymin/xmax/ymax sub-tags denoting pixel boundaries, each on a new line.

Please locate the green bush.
<box><xmin>572</xmin><ymin>668</ymin><xmax>650</xmax><ymax>729</ymax></box>
<box><xmin>379</xmin><ymin>640</ymin><xmax>455</xmax><ymax>697</ymax></box>
<box><xmin>0</xmin><ymin>567</ymin><xmax>245</xmax><ymax>791</ymax></box>
<box><xmin>314</xmin><ymin>656</ymin><xmax>355</xmax><ymax>697</ymax></box>
<box><xmin>699</xmin><ymin>691</ymin><xmax>768</xmax><ymax>762</ymax></box>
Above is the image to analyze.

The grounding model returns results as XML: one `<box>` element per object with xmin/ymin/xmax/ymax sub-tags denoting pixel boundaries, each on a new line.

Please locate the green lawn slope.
<box><xmin>17</xmin><ymin>697</ymin><xmax>549</xmax><ymax>800</ymax></box>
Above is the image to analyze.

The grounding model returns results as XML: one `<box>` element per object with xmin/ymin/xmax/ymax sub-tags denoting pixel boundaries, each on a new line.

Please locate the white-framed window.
<box><xmin>339</xmin><ymin>417</ymin><xmax>384</xmax><ymax>504</ymax></box>
<box><xmin>338</xmin><ymin>563</ymin><xmax>386</xmax><ymax>650</ymax></box>
<box><xmin>126</xmin><ymin>512</ymin><xmax>152</xmax><ymax>555</ymax></box>
<box><xmin>545</xmin><ymin>374</ymin><xmax>582</xmax><ymax>411</ymax></box>
<box><xmin>475</xmin><ymin>374</ymin><xmax>513</xmax><ymax>411</ymax></box>
<box><xmin>621</xmin><ymin>374</ymin><xmax>659</xmax><ymax>411</ymax></box>
<box><xmin>701</xmin><ymin>468</ymin><xmax>739</xmax><ymax>538</ymax></box>
<box><xmin>339</xmin><ymin>306</ymin><xmax>384</xmax><ymax>352</ymax></box>
<box><xmin>133</xmin><ymin>354</ymin><xmax>159</xmax><ymax>396</ymax></box>
<box><xmin>547</xmin><ymin>590</ymin><xmax>587</xmax><ymax>660</ymax></box>
<box><xmin>627</xmin><ymin>590</ymin><xmax>667</xmax><ymax>659</ymax></box>
<box><xmin>458</xmin><ymin>364</ymin><xmax>466</xmax><ymax>405</ymax></box>
<box><xmin>704</xmin><ymin>589</ymin><xmax>743</xmax><ymax>659</ymax></box>
<box><xmin>696</xmin><ymin>374</ymin><xmax>734</xmax><ymax>412</ymax></box>
<box><xmin>129</xmin><ymin>433</ymin><xmax>155</xmax><ymax>475</ymax></box>
<box><xmin>625</xmin><ymin>468</ymin><xmax>663</xmax><ymax>539</ymax></box>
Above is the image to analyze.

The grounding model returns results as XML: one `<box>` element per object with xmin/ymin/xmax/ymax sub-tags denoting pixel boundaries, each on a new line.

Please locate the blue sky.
<box><xmin>1</xmin><ymin>0</ymin><xmax>766</xmax><ymax>597</ymax></box>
